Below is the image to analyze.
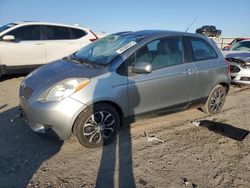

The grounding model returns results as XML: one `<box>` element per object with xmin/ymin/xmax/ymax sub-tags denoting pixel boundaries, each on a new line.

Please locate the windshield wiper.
<box><xmin>63</xmin><ymin>53</ymin><xmax>94</xmax><ymax>67</ymax></box>
<box><xmin>64</xmin><ymin>53</ymin><xmax>106</xmax><ymax>68</ymax></box>
<box><xmin>79</xmin><ymin>59</ymin><xmax>97</xmax><ymax>68</ymax></box>
<box><xmin>63</xmin><ymin>52</ymin><xmax>82</xmax><ymax>63</ymax></box>
<box><xmin>72</xmin><ymin>53</ymin><xmax>99</xmax><ymax>68</ymax></box>
<box><xmin>63</xmin><ymin>56</ymin><xmax>81</xmax><ymax>64</ymax></box>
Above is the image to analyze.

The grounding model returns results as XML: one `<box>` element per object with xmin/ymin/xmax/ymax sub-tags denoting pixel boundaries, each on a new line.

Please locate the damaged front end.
<box><xmin>226</xmin><ymin>57</ymin><xmax>250</xmax><ymax>84</ymax></box>
<box><xmin>226</xmin><ymin>57</ymin><xmax>250</xmax><ymax>67</ymax></box>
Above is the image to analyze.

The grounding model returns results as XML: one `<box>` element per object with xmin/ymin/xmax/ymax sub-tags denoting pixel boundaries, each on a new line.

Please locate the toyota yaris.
<box><xmin>19</xmin><ymin>30</ymin><xmax>230</xmax><ymax>147</ymax></box>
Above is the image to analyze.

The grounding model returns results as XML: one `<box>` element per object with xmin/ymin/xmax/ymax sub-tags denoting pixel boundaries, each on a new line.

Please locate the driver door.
<box><xmin>127</xmin><ymin>36</ymin><xmax>196</xmax><ymax>117</ymax></box>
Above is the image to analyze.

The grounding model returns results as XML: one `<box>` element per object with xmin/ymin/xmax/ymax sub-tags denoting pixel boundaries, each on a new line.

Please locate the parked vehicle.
<box><xmin>228</xmin><ymin>39</ymin><xmax>250</xmax><ymax>52</ymax></box>
<box><xmin>222</xmin><ymin>38</ymin><xmax>250</xmax><ymax>51</ymax></box>
<box><xmin>0</xmin><ymin>22</ymin><xmax>98</xmax><ymax>76</ymax></box>
<box><xmin>19</xmin><ymin>30</ymin><xmax>230</xmax><ymax>147</ymax></box>
<box><xmin>224</xmin><ymin>52</ymin><xmax>250</xmax><ymax>84</ymax></box>
<box><xmin>196</xmin><ymin>25</ymin><xmax>221</xmax><ymax>38</ymax></box>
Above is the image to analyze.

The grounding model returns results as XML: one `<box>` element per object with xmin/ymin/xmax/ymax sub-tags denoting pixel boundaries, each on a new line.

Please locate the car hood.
<box><xmin>223</xmin><ymin>51</ymin><xmax>250</xmax><ymax>62</ymax></box>
<box><xmin>23</xmin><ymin>59</ymin><xmax>107</xmax><ymax>91</ymax></box>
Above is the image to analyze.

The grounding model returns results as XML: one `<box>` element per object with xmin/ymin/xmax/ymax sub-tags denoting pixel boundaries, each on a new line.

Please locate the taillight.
<box><xmin>89</xmin><ymin>30</ymin><xmax>98</xmax><ymax>42</ymax></box>
<box><xmin>224</xmin><ymin>59</ymin><xmax>231</xmax><ymax>75</ymax></box>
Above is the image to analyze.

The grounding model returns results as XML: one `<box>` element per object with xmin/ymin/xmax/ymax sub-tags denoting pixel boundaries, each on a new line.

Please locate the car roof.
<box><xmin>113</xmin><ymin>30</ymin><xmax>198</xmax><ymax>38</ymax></box>
<box><xmin>12</xmin><ymin>21</ymin><xmax>90</xmax><ymax>30</ymax></box>
<box><xmin>239</xmin><ymin>39</ymin><xmax>250</xmax><ymax>42</ymax></box>
<box><xmin>235</xmin><ymin>38</ymin><xmax>247</xmax><ymax>40</ymax></box>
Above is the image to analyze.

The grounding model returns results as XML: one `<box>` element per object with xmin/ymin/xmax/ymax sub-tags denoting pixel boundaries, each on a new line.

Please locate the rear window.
<box><xmin>189</xmin><ymin>37</ymin><xmax>218</xmax><ymax>61</ymax></box>
<box><xmin>45</xmin><ymin>26</ymin><xmax>70</xmax><ymax>40</ymax></box>
<box><xmin>70</xmin><ymin>28</ymin><xmax>87</xmax><ymax>39</ymax></box>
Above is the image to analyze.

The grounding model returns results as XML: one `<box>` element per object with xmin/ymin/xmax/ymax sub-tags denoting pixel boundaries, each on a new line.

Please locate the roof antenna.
<box><xmin>185</xmin><ymin>17</ymin><xmax>197</xmax><ymax>33</ymax></box>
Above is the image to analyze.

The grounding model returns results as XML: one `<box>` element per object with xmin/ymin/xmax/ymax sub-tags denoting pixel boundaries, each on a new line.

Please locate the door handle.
<box><xmin>35</xmin><ymin>43</ymin><xmax>44</xmax><ymax>45</ymax></box>
<box><xmin>68</xmin><ymin>42</ymin><xmax>76</xmax><ymax>44</ymax></box>
<box><xmin>183</xmin><ymin>68</ymin><xmax>195</xmax><ymax>75</ymax></box>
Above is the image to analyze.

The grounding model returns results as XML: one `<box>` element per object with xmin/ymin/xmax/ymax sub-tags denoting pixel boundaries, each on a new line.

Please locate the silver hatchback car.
<box><xmin>19</xmin><ymin>30</ymin><xmax>230</xmax><ymax>147</ymax></box>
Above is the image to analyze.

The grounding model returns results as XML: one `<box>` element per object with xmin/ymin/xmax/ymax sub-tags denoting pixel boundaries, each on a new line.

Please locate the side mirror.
<box><xmin>2</xmin><ymin>35</ymin><xmax>15</xmax><ymax>41</ymax></box>
<box><xmin>132</xmin><ymin>62</ymin><xmax>152</xmax><ymax>74</ymax></box>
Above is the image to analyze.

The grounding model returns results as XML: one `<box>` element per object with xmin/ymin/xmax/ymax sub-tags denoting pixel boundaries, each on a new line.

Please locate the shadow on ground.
<box><xmin>0</xmin><ymin>106</ymin><xmax>63</xmax><ymax>187</ymax></box>
<box><xmin>0</xmin><ymin>74</ymin><xmax>27</xmax><ymax>82</ymax></box>
<box><xmin>199</xmin><ymin>120</ymin><xmax>249</xmax><ymax>141</ymax></box>
<box><xmin>95</xmin><ymin>125</ymin><xmax>135</xmax><ymax>188</ymax></box>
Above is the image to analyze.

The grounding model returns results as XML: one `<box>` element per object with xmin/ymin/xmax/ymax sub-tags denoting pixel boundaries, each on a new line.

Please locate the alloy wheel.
<box><xmin>83</xmin><ymin>111</ymin><xmax>115</xmax><ymax>144</ymax></box>
<box><xmin>210</xmin><ymin>89</ymin><xmax>225</xmax><ymax>113</ymax></box>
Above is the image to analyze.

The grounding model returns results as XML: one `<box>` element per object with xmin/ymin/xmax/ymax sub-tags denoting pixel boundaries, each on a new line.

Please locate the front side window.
<box><xmin>128</xmin><ymin>36</ymin><xmax>184</xmax><ymax>70</ymax></box>
<box><xmin>210</xmin><ymin>26</ymin><xmax>215</xmax><ymax>30</ymax></box>
<box><xmin>189</xmin><ymin>37</ymin><xmax>217</xmax><ymax>61</ymax></box>
<box><xmin>45</xmin><ymin>26</ymin><xmax>70</xmax><ymax>40</ymax></box>
<box><xmin>6</xmin><ymin>25</ymin><xmax>41</xmax><ymax>41</ymax></box>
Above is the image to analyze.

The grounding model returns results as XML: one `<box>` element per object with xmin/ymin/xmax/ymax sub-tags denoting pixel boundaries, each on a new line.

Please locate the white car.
<box><xmin>0</xmin><ymin>21</ymin><xmax>98</xmax><ymax>76</ymax></box>
<box><xmin>223</xmin><ymin>40</ymin><xmax>250</xmax><ymax>85</ymax></box>
<box><xmin>224</xmin><ymin>52</ymin><xmax>250</xmax><ymax>85</ymax></box>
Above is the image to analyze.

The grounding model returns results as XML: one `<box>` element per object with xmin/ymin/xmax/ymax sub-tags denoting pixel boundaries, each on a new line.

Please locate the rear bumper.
<box><xmin>19</xmin><ymin>96</ymin><xmax>87</xmax><ymax>140</ymax></box>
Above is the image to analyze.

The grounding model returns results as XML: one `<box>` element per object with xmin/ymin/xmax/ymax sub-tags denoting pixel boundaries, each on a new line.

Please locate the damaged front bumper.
<box><xmin>229</xmin><ymin>61</ymin><xmax>250</xmax><ymax>85</ymax></box>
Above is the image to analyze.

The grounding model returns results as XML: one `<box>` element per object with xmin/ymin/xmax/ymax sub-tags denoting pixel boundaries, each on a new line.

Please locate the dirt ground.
<box><xmin>0</xmin><ymin>75</ymin><xmax>250</xmax><ymax>188</ymax></box>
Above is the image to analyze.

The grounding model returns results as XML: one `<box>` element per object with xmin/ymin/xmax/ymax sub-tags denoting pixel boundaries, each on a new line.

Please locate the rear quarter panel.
<box><xmin>191</xmin><ymin>58</ymin><xmax>229</xmax><ymax>102</ymax></box>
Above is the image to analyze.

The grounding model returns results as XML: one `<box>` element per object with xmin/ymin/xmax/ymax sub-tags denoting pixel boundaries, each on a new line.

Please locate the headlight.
<box><xmin>38</xmin><ymin>78</ymin><xmax>90</xmax><ymax>102</ymax></box>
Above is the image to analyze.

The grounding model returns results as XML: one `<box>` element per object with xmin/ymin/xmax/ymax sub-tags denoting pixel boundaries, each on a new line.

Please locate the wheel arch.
<box><xmin>94</xmin><ymin>100</ymin><xmax>125</xmax><ymax>122</ymax></box>
<box><xmin>218</xmin><ymin>82</ymin><xmax>230</xmax><ymax>93</ymax></box>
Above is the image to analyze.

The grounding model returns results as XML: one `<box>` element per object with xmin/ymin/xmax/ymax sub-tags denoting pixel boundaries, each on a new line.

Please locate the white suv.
<box><xmin>0</xmin><ymin>22</ymin><xmax>98</xmax><ymax>76</ymax></box>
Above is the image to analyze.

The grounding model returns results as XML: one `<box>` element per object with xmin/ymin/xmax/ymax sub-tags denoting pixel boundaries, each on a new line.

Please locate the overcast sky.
<box><xmin>0</xmin><ymin>0</ymin><xmax>249</xmax><ymax>37</ymax></box>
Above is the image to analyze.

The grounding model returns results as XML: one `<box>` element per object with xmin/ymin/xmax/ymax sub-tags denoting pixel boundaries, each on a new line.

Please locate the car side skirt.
<box><xmin>126</xmin><ymin>97</ymin><xmax>208</xmax><ymax>124</ymax></box>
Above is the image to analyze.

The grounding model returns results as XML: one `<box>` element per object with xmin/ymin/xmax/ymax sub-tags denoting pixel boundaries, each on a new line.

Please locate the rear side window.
<box><xmin>70</xmin><ymin>28</ymin><xmax>87</xmax><ymax>39</ymax></box>
<box><xmin>189</xmin><ymin>37</ymin><xmax>218</xmax><ymax>61</ymax></box>
<box><xmin>7</xmin><ymin>25</ymin><xmax>41</xmax><ymax>41</ymax></box>
<box><xmin>45</xmin><ymin>26</ymin><xmax>70</xmax><ymax>40</ymax></box>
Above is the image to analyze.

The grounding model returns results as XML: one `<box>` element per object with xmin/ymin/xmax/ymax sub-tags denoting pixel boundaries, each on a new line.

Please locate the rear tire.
<box><xmin>201</xmin><ymin>85</ymin><xmax>226</xmax><ymax>115</ymax></box>
<box><xmin>73</xmin><ymin>103</ymin><xmax>120</xmax><ymax>148</ymax></box>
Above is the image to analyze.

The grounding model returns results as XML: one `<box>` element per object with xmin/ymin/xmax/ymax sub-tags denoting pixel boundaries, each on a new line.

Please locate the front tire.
<box><xmin>74</xmin><ymin>103</ymin><xmax>120</xmax><ymax>148</ymax></box>
<box><xmin>201</xmin><ymin>85</ymin><xmax>227</xmax><ymax>115</ymax></box>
